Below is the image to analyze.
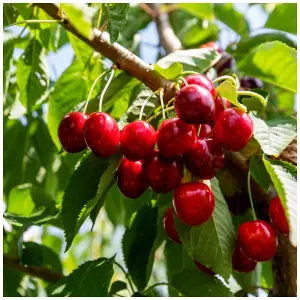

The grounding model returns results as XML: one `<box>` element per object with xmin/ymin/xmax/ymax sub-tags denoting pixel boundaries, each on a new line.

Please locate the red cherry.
<box><xmin>184</xmin><ymin>74</ymin><xmax>217</xmax><ymax>100</ymax></box>
<box><xmin>58</xmin><ymin>112</ymin><xmax>88</xmax><ymax>153</ymax></box>
<box><xmin>232</xmin><ymin>246</ymin><xmax>257</xmax><ymax>273</ymax></box>
<box><xmin>175</xmin><ymin>84</ymin><xmax>215</xmax><ymax>124</ymax></box>
<box><xmin>84</xmin><ymin>112</ymin><xmax>120</xmax><ymax>157</ymax></box>
<box><xmin>237</xmin><ymin>220</ymin><xmax>277</xmax><ymax>262</ymax></box>
<box><xmin>193</xmin><ymin>259</ymin><xmax>215</xmax><ymax>275</ymax></box>
<box><xmin>173</xmin><ymin>182</ymin><xmax>215</xmax><ymax>226</ymax></box>
<box><xmin>214</xmin><ymin>108</ymin><xmax>253</xmax><ymax>151</ymax></box>
<box><xmin>144</xmin><ymin>150</ymin><xmax>183</xmax><ymax>193</ymax></box>
<box><xmin>119</xmin><ymin>120</ymin><xmax>156</xmax><ymax>161</ymax></box>
<box><xmin>163</xmin><ymin>208</ymin><xmax>181</xmax><ymax>244</ymax></box>
<box><xmin>269</xmin><ymin>196</ymin><xmax>289</xmax><ymax>235</ymax></box>
<box><xmin>194</xmin><ymin>124</ymin><xmax>213</xmax><ymax>138</ymax></box>
<box><xmin>200</xmin><ymin>41</ymin><xmax>221</xmax><ymax>53</ymax></box>
<box><xmin>214</xmin><ymin>96</ymin><xmax>231</xmax><ymax>123</ymax></box>
<box><xmin>205</xmin><ymin>138</ymin><xmax>225</xmax><ymax>170</ymax></box>
<box><xmin>117</xmin><ymin>158</ymin><xmax>148</xmax><ymax>199</ymax></box>
<box><xmin>157</xmin><ymin>118</ymin><xmax>196</xmax><ymax>159</ymax></box>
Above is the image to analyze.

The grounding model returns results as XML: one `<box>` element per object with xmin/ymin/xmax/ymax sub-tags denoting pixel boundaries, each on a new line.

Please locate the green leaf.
<box><xmin>214</xmin><ymin>3</ymin><xmax>249</xmax><ymax>35</ymax></box>
<box><xmin>51</xmin><ymin>257</ymin><xmax>113</xmax><ymax>296</ymax></box>
<box><xmin>178</xmin><ymin>3</ymin><xmax>214</xmax><ymax>20</ymax></box>
<box><xmin>103</xmin><ymin>4</ymin><xmax>130</xmax><ymax>43</ymax></box>
<box><xmin>155</xmin><ymin>48</ymin><xmax>221</xmax><ymax>76</ymax></box>
<box><xmin>174</xmin><ymin>178</ymin><xmax>236</xmax><ymax>280</ymax></box>
<box><xmin>265</xmin><ymin>4</ymin><xmax>297</xmax><ymax>35</ymax></box>
<box><xmin>274</xmin><ymin>88</ymin><xmax>296</xmax><ymax>114</ymax></box>
<box><xmin>3</xmin><ymin>3</ymin><xmax>19</xmax><ymax>26</ymax></box>
<box><xmin>233</xmin><ymin>266</ymin><xmax>260</xmax><ymax>293</ymax></box>
<box><xmin>122</xmin><ymin>202</ymin><xmax>158</xmax><ymax>290</ymax></box>
<box><xmin>60</xmin><ymin>3</ymin><xmax>95</xmax><ymax>39</ymax></box>
<box><xmin>241</xmin><ymin>89</ymin><xmax>268</xmax><ymax>112</ymax></box>
<box><xmin>3</xmin><ymin>268</ymin><xmax>23</xmax><ymax>297</ymax></box>
<box><xmin>250</xmin><ymin>113</ymin><xmax>297</xmax><ymax>156</ymax></box>
<box><xmin>237</xmin><ymin>41</ymin><xmax>297</xmax><ymax>93</ymax></box>
<box><xmin>217</xmin><ymin>80</ymin><xmax>246</xmax><ymax>110</ymax></box>
<box><xmin>263</xmin><ymin>158</ymin><xmax>297</xmax><ymax>247</ymax></box>
<box><xmin>249</xmin><ymin>156</ymin><xmax>271</xmax><ymax>192</ymax></box>
<box><xmin>154</xmin><ymin>63</ymin><xmax>183</xmax><ymax>81</ymax></box>
<box><xmin>48</xmin><ymin>60</ymin><xmax>88</xmax><ymax>149</ymax></box>
<box><xmin>16</xmin><ymin>39</ymin><xmax>49</xmax><ymax>110</ymax></box>
<box><xmin>261</xmin><ymin>260</ymin><xmax>274</xmax><ymax>289</ymax></box>
<box><xmin>109</xmin><ymin>280</ymin><xmax>127</xmax><ymax>296</ymax></box>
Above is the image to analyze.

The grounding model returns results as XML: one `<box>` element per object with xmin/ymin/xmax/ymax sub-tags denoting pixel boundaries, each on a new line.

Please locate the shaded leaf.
<box><xmin>179</xmin><ymin>3</ymin><xmax>214</xmax><ymax>20</ymax></box>
<box><xmin>241</xmin><ymin>89</ymin><xmax>268</xmax><ymax>112</ymax></box>
<box><xmin>3</xmin><ymin>3</ymin><xmax>19</xmax><ymax>26</ymax></box>
<box><xmin>109</xmin><ymin>280</ymin><xmax>127</xmax><ymax>296</ymax></box>
<box><xmin>249</xmin><ymin>156</ymin><xmax>271</xmax><ymax>192</ymax></box>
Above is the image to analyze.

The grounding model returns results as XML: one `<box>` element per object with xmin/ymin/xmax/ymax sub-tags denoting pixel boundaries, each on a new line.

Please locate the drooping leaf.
<box><xmin>174</xmin><ymin>178</ymin><xmax>236</xmax><ymax>280</ymax></box>
<box><xmin>122</xmin><ymin>202</ymin><xmax>158</xmax><ymax>290</ymax></box>
<box><xmin>265</xmin><ymin>3</ymin><xmax>297</xmax><ymax>35</ymax></box>
<box><xmin>103</xmin><ymin>4</ymin><xmax>130</xmax><ymax>43</ymax></box>
<box><xmin>263</xmin><ymin>158</ymin><xmax>297</xmax><ymax>247</ymax></box>
<box><xmin>250</xmin><ymin>113</ymin><xmax>297</xmax><ymax>156</ymax></box>
<box><xmin>178</xmin><ymin>3</ymin><xmax>214</xmax><ymax>20</ymax></box>
<box><xmin>249</xmin><ymin>156</ymin><xmax>271</xmax><ymax>192</ymax></box>
<box><xmin>237</xmin><ymin>41</ymin><xmax>297</xmax><ymax>93</ymax></box>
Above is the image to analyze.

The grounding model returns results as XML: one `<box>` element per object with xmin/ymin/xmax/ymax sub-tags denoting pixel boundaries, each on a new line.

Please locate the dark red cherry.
<box><xmin>214</xmin><ymin>108</ymin><xmax>253</xmax><ymax>151</ymax></box>
<box><xmin>175</xmin><ymin>84</ymin><xmax>215</xmax><ymax>124</ymax></box>
<box><xmin>58</xmin><ymin>112</ymin><xmax>88</xmax><ymax>153</ymax></box>
<box><xmin>117</xmin><ymin>158</ymin><xmax>148</xmax><ymax>199</ymax></box>
<box><xmin>193</xmin><ymin>259</ymin><xmax>215</xmax><ymax>275</ymax></box>
<box><xmin>206</xmin><ymin>138</ymin><xmax>225</xmax><ymax>170</ymax></box>
<box><xmin>144</xmin><ymin>150</ymin><xmax>183</xmax><ymax>193</ymax></box>
<box><xmin>237</xmin><ymin>220</ymin><xmax>277</xmax><ymax>262</ymax></box>
<box><xmin>214</xmin><ymin>53</ymin><xmax>235</xmax><ymax>76</ymax></box>
<box><xmin>84</xmin><ymin>112</ymin><xmax>120</xmax><ymax>157</ymax></box>
<box><xmin>163</xmin><ymin>208</ymin><xmax>181</xmax><ymax>244</ymax></box>
<box><xmin>200</xmin><ymin>41</ymin><xmax>221</xmax><ymax>53</ymax></box>
<box><xmin>269</xmin><ymin>196</ymin><xmax>289</xmax><ymax>235</ymax></box>
<box><xmin>157</xmin><ymin>118</ymin><xmax>196</xmax><ymax>159</ymax></box>
<box><xmin>194</xmin><ymin>124</ymin><xmax>213</xmax><ymax>138</ymax></box>
<box><xmin>240</xmin><ymin>76</ymin><xmax>263</xmax><ymax>90</ymax></box>
<box><xmin>119</xmin><ymin>120</ymin><xmax>156</xmax><ymax>161</ymax></box>
<box><xmin>173</xmin><ymin>182</ymin><xmax>215</xmax><ymax>226</ymax></box>
<box><xmin>214</xmin><ymin>96</ymin><xmax>231</xmax><ymax>123</ymax></box>
<box><xmin>184</xmin><ymin>74</ymin><xmax>217</xmax><ymax>100</ymax></box>
<box><xmin>232</xmin><ymin>246</ymin><xmax>257</xmax><ymax>273</ymax></box>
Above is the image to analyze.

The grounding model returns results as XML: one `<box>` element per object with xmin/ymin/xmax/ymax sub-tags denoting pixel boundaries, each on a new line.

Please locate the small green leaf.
<box><xmin>250</xmin><ymin>113</ymin><xmax>297</xmax><ymax>156</ymax></box>
<box><xmin>237</xmin><ymin>42</ymin><xmax>297</xmax><ymax>93</ymax></box>
<box><xmin>109</xmin><ymin>280</ymin><xmax>127</xmax><ymax>296</ymax></box>
<box><xmin>178</xmin><ymin>3</ymin><xmax>214</xmax><ymax>20</ymax></box>
<box><xmin>154</xmin><ymin>62</ymin><xmax>183</xmax><ymax>80</ymax></box>
<box><xmin>60</xmin><ymin>3</ymin><xmax>95</xmax><ymax>39</ymax></box>
<box><xmin>241</xmin><ymin>89</ymin><xmax>268</xmax><ymax>112</ymax></box>
<box><xmin>263</xmin><ymin>158</ymin><xmax>297</xmax><ymax>247</ymax></box>
<box><xmin>103</xmin><ymin>4</ymin><xmax>130</xmax><ymax>43</ymax></box>
<box><xmin>249</xmin><ymin>156</ymin><xmax>271</xmax><ymax>192</ymax></box>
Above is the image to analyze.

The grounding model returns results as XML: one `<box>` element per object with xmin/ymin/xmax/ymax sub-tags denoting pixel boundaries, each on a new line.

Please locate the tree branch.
<box><xmin>4</xmin><ymin>255</ymin><xmax>63</xmax><ymax>284</ymax></box>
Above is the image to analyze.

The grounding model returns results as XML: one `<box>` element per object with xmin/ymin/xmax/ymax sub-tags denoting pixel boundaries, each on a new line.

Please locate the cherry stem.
<box><xmin>236</xmin><ymin>91</ymin><xmax>266</xmax><ymax>105</ymax></box>
<box><xmin>113</xmin><ymin>261</ymin><xmax>135</xmax><ymax>294</ymax></box>
<box><xmin>4</xmin><ymin>19</ymin><xmax>63</xmax><ymax>28</ymax></box>
<box><xmin>247</xmin><ymin>170</ymin><xmax>257</xmax><ymax>221</ymax></box>
<box><xmin>197</xmin><ymin>124</ymin><xmax>202</xmax><ymax>136</ymax></box>
<box><xmin>139</xmin><ymin>90</ymin><xmax>159</xmax><ymax>120</ymax></box>
<box><xmin>180</xmin><ymin>71</ymin><xmax>199</xmax><ymax>76</ymax></box>
<box><xmin>212</xmin><ymin>75</ymin><xmax>236</xmax><ymax>87</ymax></box>
<box><xmin>99</xmin><ymin>68</ymin><xmax>115</xmax><ymax>112</ymax></box>
<box><xmin>83</xmin><ymin>69</ymin><xmax>110</xmax><ymax>114</ymax></box>
<box><xmin>159</xmin><ymin>88</ymin><xmax>166</xmax><ymax>120</ymax></box>
<box><xmin>146</xmin><ymin>106</ymin><xmax>175</xmax><ymax>123</ymax></box>
<box><xmin>177</xmin><ymin>76</ymin><xmax>188</xmax><ymax>87</ymax></box>
<box><xmin>143</xmin><ymin>282</ymin><xmax>170</xmax><ymax>295</ymax></box>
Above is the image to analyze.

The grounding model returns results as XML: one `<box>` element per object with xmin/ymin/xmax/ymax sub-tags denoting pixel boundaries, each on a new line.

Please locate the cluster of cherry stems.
<box><xmin>58</xmin><ymin>69</ymin><xmax>289</xmax><ymax>276</ymax></box>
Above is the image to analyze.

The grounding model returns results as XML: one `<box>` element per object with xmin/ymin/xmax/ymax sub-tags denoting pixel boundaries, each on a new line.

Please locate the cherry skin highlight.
<box><xmin>184</xmin><ymin>74</ymin><xmax>217</xmax><ymax>100</ymax></box>
<box><xmin>269</xmin><ymin>196</ymin><xmax>289</xmax><ymax>235</ymax></box>
<box><xmin>237</xmin><ymin>220</ymin><xmax>277</xmax><ymax>262</ymax></box>
<box><xmin>175</xmin><ymin>84</ymin><xmax>215</xmax><ymax>124</ymax></box>
<box><xmin>84</xmin><ymin>112</ymin><xmax>120</xmax><ymax>157</ymax></box>
<box><xmin>157</xmin><ymin>118</ymin><xmax>196</xmax><ymax>159</ymax></box>
<box><xmin>214</xmin><ymin>108</ymin><xmax>253</xmax><ymax>151</ymax></box>
<box><xmin>163</xmin><ymin>208</ymin><xmax>181</xmax><ymax>244</ymax></box>
<box><xmin>58</xmin><ymin>112</ymin><xmax>88</xmax><ymax>153</ymax></box>
<box><xmin>232</xmin><ymin>246</ymin><xmax>257</xmax><ymax>273</ymax></box>
<box><xmin>117</xmin><ymin>158</ymin><xmax>148</xmax><ymax>199</ymax></box>
<box><xmin>214</xmin><ymin>96</ymin><xmax>231</xmax><ymax>123</ymax></box>
<box><xmin>193</xmin><ymin>259</ymin><xmax>215</xmax><ymax>275</ymax></box>
<box><xmin>143</xmin><ymin>150</ymin><xmax>183</xmax><ymax>193</ymax></box>
<box><xmin>173</xmin><ymin>182</ymin><xmax>215</xmax><ymax>226</ymax></box>
<box><xmin>119</xmin><ymin>120</ymin><xmax>156</xmax><ymax>161</ymax></box>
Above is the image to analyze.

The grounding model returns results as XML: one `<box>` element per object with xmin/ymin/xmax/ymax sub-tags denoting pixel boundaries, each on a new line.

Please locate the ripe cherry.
<box><xmin>193</xmin><ymin>259</ymin><xmax>215</xmax><ymax>275</ymax></box>
<box><xmin>157</xmin><ymin>118</ymin><xmax>196</xmax><ymax>159</ymax></box>
<box><xmin>200</xmin><ymin>41</ymin><xmax>221</xmax><ymax>53</ymax></box>
<box><xmin>58</xmin><ymin>112</ymin><xmax>88</xmax><ymax>153</ymax></box>
<box><xmin>237</xmin><ymin>220</ymin><xmax>277</xmax><ymax>262</ymax></box>
<box><xmin>163</xmin><ymin>208</ymin><xmax>181</xmax><ymax>244</ymax></box>
<box><xmin>143</xmin><ymin>150</ymin><xmax>183</xmax><ymax>193</ymax></box>
<box><xmin>117</xmin><ymin>158</ymin><xmax>148</xmax><ymax>199</ymax></box>
<box><xmin>194</xmin><ymin>124</ymin><xmax>213</xmax><ymax>138</ymax></box>
<box><xmin>84</xmin><ymin>112</ymin><xmax>120</xmax><ymax>157</ymax></box>
<box><xmin>184</xmin><ymin>74</ymin><xmax>217</xmax><ymax>100</ymax></box>
<box><xmin>119</xmin><ymin>120</ymin><xmax>156</xmax><ymax>161</ymax></box>
<box><xmin>240</xmin><ymin>76</ymin><xmax>263</xmax><ymax>90</ymax></box>
<box><xmin>232</xmin><ymin>246</ymin><xmax>257</xmax><ymax>273</ymax></box>
<box><xmin>269</xmin><ymin>196</ymin><xmax>289</xmax><ymax>235</ymax></box>
<box><xmin>175</xmin><ymin>84</ymin><xmax>215</xmax><ymax>124</ymax></box>
<box><xmin>214</xmin><ymin>96</ymin><xmax>231</xmax><ymax>123</ymax></box>
<box><xmin>214</xmin><ymin>108</ymin><xmax>253</xmax><ymax>151</ymax></box>
<box><xmin>173</xmin><ymin>182</ymin><xmax>215</xmax><ymax>226</ymax></box>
